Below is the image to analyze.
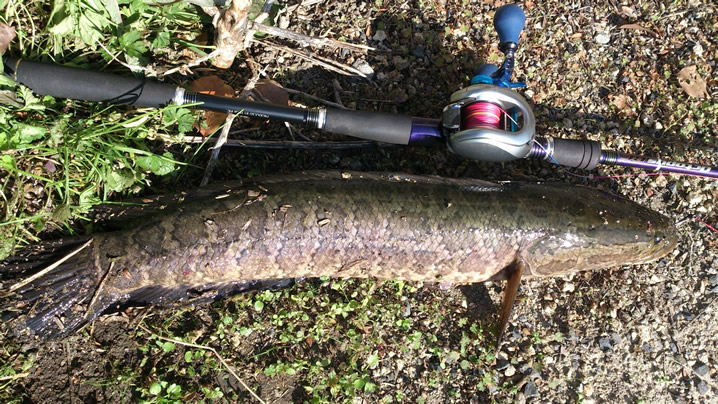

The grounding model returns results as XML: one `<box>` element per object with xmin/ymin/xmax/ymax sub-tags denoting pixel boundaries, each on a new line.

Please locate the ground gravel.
<box><xmin>1</xmin><ymin>0</ymin><xmax>716</xmax><ymax>402</ymax></box>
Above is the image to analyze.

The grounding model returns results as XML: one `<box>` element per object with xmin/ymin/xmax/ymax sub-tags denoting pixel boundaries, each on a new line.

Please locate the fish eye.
<box><xmin>654</xmin><ymin>235</ymin><xmax>663</xmax><ymax>244</ymax></box>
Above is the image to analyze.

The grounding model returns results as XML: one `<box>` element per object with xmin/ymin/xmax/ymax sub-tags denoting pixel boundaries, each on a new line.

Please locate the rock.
<box><xmin>372</xmin><ymin>30</ymin><xmax>387</xmax><ymax>42</ymax></box>
<box><xmin>495</xmin><ymin>360</ymin><xmax>510</xmax><ymax>371</ymax></box>
<box><xmin>278</xmin><ymin>15</ymin><xmax>290</xmax><ymax>29</ymax></box>
<box><xmin>524</xmin><ymin>380</ymin><xmax>539</xmax><ymax>397</ymax></box>
<box><xmin>505</xmin><ymin>365</ymin><xmax>516</xmax><ymax>377</ymax></box>
<box><xmin>352</xmin><ymin>59</ymin><xmax>375</xmax><ymax>78</ymax></box>
<box><xmin>696</xmin><ymin>380</ymin><xmax>709</xmax><ymax>395</ymax></box>
<box><xmin>392</xmin><ymin>55</ymin><xmax>410</xmax><ymax>70</ymax></box>
<box><xmin>611</xmin><ymin>332</ymin><xmax>622</xmax><ymax>346</ymax></box>
<box><xmin>694</xmin><ymin>363</ymin><xmax>709</xmax><ymax>377</ymax></box>
<box><xmin>709</xmin><ymin>274</ymin><xmax>718</xmax><ymax>286</ymax></box>
<box><xmin>599</xmin><ymin>338</ymin><xmax>613</xmax><ymax>351</ymax></box>
<box><xmin>595</xmin><ymin>32</ymin><xmax>610</xmax><ymax>44</ymax></box>
<box><xmin>687</xmin><ymin>191</ymin><xmax>704</xmax><ymax>206</ymax></box>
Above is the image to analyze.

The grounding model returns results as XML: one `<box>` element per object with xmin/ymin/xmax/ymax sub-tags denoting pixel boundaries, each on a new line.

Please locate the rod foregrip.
<box><xmin>323</xmin><ymin>109</ymin><xmax>412</xmax><ymax>145</ymax></box>
<box><xmin>547</xmin><ymin>138</ymin><xmax>602</xmax><ymax>170</ymax></box>
<box><xmin>3</xmin><ymin>57</ymin><xmax>177</xmax><ymax>108</ymax></box>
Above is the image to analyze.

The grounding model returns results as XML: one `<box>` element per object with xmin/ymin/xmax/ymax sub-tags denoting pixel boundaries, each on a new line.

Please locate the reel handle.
<box><xmin>494</xmin><ymin>4</ymin><xmax>525</xmax><ymax>51</ymax></box>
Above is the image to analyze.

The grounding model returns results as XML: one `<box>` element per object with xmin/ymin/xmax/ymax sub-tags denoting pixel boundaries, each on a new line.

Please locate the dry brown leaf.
<box><xmin>677</xmin><ymin>65</ymin><xmax>708</xmax><ymax>99</ymax></box>
<box><xmin>611</xmin><ymin>94</ymin><xmax>636</xmax><ymax>117</ymax></box>
<box><xmin>252</xmin><ymin>79</ymin><xmax>289</xmax><ymax>106</ymax></box>
<box><xmin>621</xmin><ymin>6</ymin><xmax>637</xmax><ymax>18</ymax></box>
<box><xmin>190</xmin><ymin>75</ymin><xmax>235</xmax><ymax>136</ymax></box>
<box><xmin>619</xmin><ymin>23</ymin><xmax>658</xmax><ymax>37</ymax></box>
<box><xmin>0</xmin><ymin>23</ymin><xmax>16</xmax><ymax>54</ymax></box>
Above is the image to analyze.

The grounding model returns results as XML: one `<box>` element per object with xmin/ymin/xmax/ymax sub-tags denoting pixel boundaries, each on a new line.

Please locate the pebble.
<box><xmin>696</xmin><ymin>380</ymin><xmax>710</xmax><ymax>395</ymax></box>
<box><xmin>694</xmin><ymin>363</ymin><xmax>709</xmax><ymax>377</ymax></box>
<box><xmin>505</xmin><ymin>365</ymin><xmax>516</xmax><ymax>377</ymax></box>
<box><xmin>411</xmin><ymin>47</ymin><xmax>426</xmax><ymax>59</ymax></box>
<box><xmin>687</xmin><ymin>191</ymin><xmax>704</xmax><ymax>206</ymax></box>
<box><xmin>392</xmin><ymin>55</ymin><xmax>410</xmax><ymax>70</ymax></box>
<box><xmin>524</xmin><ymin>380</ymin><xmax>539</xmax><ymax>397</ymax></box>
<box><xmin>562</xmin><ymin>282</ymin><xmax>575</xmax><ymax>293</ymax></box>
<box><xmin>495</xmin><ymin>360</ymin><xmax>510</xmax><ymax>371</ymax></box>
<box><xmin>595</xmin><ymin>32</ymin><xmax>611</xmax><ymax>44</ymax></box>
<box><xmin>372</xmin><ymin>30</ymin><xmax>387</xmax><ymax>42</ymax></box>
<box><xmin>599</xmin><ymin>338</ymin><xmax>613</xmax><ymax>351</ymax></box>
<box><xmin>352</xmin><ymin>59</ymin><xmax>375</xmax><ymax>78</ymax></box>
<box><xmin>278</xmin><ymin>15</ymin><xmax>290</xmax><ymax>29</ymax></box>
<box><xmin>611</xmin><ymin>332</ymin><xmax>622</xmax><ymax>346</ymax></box>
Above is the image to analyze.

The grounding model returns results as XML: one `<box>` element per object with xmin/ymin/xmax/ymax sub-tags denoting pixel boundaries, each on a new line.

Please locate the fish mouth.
<box><xmin>632</xmin><ymin>216</ymin><xmax>679</xmax><ymax>264</ymax></box>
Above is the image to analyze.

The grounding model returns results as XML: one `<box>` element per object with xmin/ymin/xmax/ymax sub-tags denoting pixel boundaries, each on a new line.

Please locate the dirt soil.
<box><xmin>2</xmin><ymin>0</ymin><xmax>717</xmax><ymax>403</ymax></box>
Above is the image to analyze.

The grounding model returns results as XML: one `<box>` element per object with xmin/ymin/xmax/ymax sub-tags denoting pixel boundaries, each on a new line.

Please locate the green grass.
<box><xmin>0</xmin><ymin>0</ymin><xmax>208</xmax><ymax>259</ymax></box>
<box><xmin>128</xmin><ymin>279</ymin><xmax>501</xmax><ymax>403</ymax></box>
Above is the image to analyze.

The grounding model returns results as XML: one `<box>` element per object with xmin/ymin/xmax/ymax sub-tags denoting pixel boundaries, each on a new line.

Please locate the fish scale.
<box><xmin>1</xmin><ymin>171</ymin><xmax>676</xmax><ymax>339</ymax></box>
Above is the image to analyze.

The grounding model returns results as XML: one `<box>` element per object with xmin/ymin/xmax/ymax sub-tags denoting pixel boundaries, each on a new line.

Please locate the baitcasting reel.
<box><xmin>441</xmin><ymin>4</ymin><xmax>535</xmax><ymax>163</ymax></box>
<box><xmin>442</xmin><ymin>84</ymin><xmax>534</xmax><ymax>163</ymax></box>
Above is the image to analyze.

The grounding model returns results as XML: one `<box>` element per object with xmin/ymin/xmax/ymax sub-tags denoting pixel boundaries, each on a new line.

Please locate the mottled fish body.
<box><xmin>1</xmin><ymin>172</ymin><xmax>676</xmax><ymax>338</ymax></box>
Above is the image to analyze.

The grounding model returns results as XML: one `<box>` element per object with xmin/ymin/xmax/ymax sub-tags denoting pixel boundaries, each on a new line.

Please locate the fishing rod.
<box><xmin>2</xmin><ymin>5</ymin><xmax>716</xmax><ymax>178</ymax></box>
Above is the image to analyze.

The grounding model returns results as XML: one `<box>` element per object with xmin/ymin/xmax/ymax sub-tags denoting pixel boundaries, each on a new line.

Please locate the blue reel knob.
<box><xmin>494</xmin><ymin>4</ymin><xmax>525</xmax><ymax>46</ymax></box>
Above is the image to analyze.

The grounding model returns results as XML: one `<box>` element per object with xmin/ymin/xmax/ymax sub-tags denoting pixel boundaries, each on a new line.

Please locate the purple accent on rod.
<box><xmin>609</xmin><ymin>154</ymin><xmax>718</xmax><ymax>179</ymax></box>
<box><xmin>527</xmin><ymin>138</ymin><xmax>718</xmax><ymax>178</ymax></box>
<box><xmin>408</xmin><ymin>117</ymin><xmax>444</xmax><ymax>146</ymax></box>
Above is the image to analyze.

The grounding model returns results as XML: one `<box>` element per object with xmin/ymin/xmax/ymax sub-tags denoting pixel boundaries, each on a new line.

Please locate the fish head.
<box><xmin>523</xmin><ymin>186</ymin><xmax>678</xmax><ymax>277</ymax></box>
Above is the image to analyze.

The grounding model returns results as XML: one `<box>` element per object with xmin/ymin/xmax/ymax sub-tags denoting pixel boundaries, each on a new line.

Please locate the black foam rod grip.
<box><xmin>324</xmin><ymin>109</ymin><xmax>412</xmax><ymax>145</ymax></box>
<box><xmin>550</xmin><ymin>138</ymin><xmax>602</xmax><ymax>170</ymax></box>
<box><xmin>3</xmin><ymin>57</ymin><xmax>177</xmax><ymax>108</ymax></box>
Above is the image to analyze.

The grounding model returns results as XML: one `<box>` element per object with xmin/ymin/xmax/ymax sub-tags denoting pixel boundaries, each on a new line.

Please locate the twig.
<box><xmin>243</xmin><ymin>0</ymin><xmax>275</xmax><ymax>50</ymax></box>
<box><xmin>138</xmin><ymin>324</ymin><xmax>266</xmax><ymax>404</ymax></box>
<box><xmin>200</xmin><ymin>113</ymin><xmax>236</xmax><ymax>186</ymax></box>
<box><xmin>84</xmin><ymin>261</ymin><xmax>114</xmax><ymax>320</ymax></box>
<box><xmin>331</xmin><ymin>79</ymin><xmax>344</xmax><ymax>107</ymax></box>
<box><xmin>284</xmin><ymin>87</ymin><xmax>347</xmax><ymax>109</ymax></box>
<box><xmin>255</xmin><ymin>39</ymin><xmax>366</xmax><ymax>77</ymax></box>
<box><xmin>249</xmin><ymin>21</ymin><xmax>374</xmax><ymax>52</ymax></box>
<box><xmin>213</xmin><ymin>0</ymin><xmax>253</xmax><ymax>68</ymax></box>
<box><xmin>238</xmin><ymin>65</ymin><xmax>267</xmax><ymax>99</ymax></box>
<box><xmin>0</xmin><ymin>373</ymin><xmax>28</xmax><ymax>381</ymax></box>
<box><xmin>287</xmin><ymin>0</ymin><xmax>325</xmax><ymax>12</ymax></box>
<box><xmin>161</xmin><ymin>50</ymin><xmax>220</xmax><ymax>77</ymax></box>
<box><xmin>96</xmin><ymin>41</ymin><xmax>150</xmax><ymax>74</ymax></box>
<box><xmin>291</xmin><ymin>49</ymin><xmax>368</xmax><ymax>77</ymax></box>
<box><xmin>9</xmin><ymin>239</ymin><xmax>92</xmax><ymax>293</ymax></box>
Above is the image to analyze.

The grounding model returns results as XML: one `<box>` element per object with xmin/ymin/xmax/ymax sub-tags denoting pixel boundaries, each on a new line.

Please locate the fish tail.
<box><xmin>1</xmin><ymin>237</ymin><xmax>106</xmax><ymax>338</ymax></box>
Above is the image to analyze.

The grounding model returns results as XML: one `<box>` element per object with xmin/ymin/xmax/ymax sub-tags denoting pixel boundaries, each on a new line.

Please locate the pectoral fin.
<box><xmin>495</xmin><ymin>258</ymin><xmax>526</xmax><ymax>349</ymax></box>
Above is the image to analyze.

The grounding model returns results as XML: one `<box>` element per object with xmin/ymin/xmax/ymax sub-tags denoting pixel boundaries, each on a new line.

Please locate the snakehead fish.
<box><xmin>0</xmin><ymin>172</ymin><xmax>677</xmax><ymax>342</ymax></box>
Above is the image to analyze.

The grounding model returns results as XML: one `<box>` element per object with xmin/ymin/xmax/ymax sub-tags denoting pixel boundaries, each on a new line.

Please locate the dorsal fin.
<box><xmin>89</xmin><ymin>171</ymin><xmax>502</xmax><ymax>230</ymax></box>
<box><xmin>495</xmin><ymin>258</ymin><xmax>526</xmax><ymax>349</ymax></box>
